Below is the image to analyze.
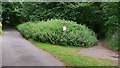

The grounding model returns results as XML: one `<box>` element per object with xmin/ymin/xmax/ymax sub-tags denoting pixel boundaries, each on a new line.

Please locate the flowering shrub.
<box><xmin>17</xmin><ymin>19</ymin><xmax>98</xmax><ymax>47</ymax></box>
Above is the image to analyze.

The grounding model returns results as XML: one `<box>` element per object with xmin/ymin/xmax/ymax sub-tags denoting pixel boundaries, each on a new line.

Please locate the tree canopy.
<box><xmin>1</xmin><ymin>2</ymin><xmax>119</xmax><ymax>51</ymax></box>
<box><xmin>2</xmin><ymin>2</ymin><xmax>119</xmax><ymax>34</ymax></box>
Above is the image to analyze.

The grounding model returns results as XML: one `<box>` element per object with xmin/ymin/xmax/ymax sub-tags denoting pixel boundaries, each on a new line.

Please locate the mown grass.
<box><xmin>32</xmin><ymin>41</ymin><xmax>117</xmax><ymax>66</ymax></box>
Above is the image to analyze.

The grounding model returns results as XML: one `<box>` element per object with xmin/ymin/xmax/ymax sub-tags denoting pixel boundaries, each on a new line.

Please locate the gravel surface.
<box><xmin>0</xmin><ymin>35</ymin><xmax>2</xmax><ymax>67</ymax></box>
<box><xmin>2</xmin><ymin>29</ymin><xmax>64</xmax><ymax>66</ymax></box>
<box><xmin>80</xmin><ymin>40</ymin><xmax>118</xmax><ymax>63</ymax></box>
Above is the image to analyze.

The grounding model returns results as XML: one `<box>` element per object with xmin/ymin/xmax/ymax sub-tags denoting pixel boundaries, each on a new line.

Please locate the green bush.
<box><xmin>105</xmin><ymin>28</ymin><xmax>119</xmax><ymax>51</ymax></box>
<box><xmin>17</xmin><ymin>19</ymin><xmax>98</xmax><ymax>47</ymax></box>
<box><xmin>105</xmin><ymin>15</ymin><xmax>119</xmax><ymax>51</ymax></box>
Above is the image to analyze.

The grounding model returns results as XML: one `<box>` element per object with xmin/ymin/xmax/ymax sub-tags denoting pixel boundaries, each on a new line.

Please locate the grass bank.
<box><xmin>32</xmin><ymin>41</ymin><xmax>117</xmax><ymax>66</ymax></box>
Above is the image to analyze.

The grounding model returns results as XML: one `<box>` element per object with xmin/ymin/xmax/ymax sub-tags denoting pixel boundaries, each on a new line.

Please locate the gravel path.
<box><xmin>2</xmin><ymin>29</ymin><xmax>64</xmax><ymax>66</ymax></box>
<box><xmin>80</xmin><ymin>40</ymin><xmax>118</xmax><ymax>63</ymax></box>
<box><xmin>0</xmin><ymin>35</ymin><xmax>2</xmax><ymax>67</ymax></box>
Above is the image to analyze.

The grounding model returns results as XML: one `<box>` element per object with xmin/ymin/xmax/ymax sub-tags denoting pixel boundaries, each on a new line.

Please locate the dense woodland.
<box><xmin>1</xmin><ymin>2</ymin><xmax>120</xmax><ymax>51</ymax></box>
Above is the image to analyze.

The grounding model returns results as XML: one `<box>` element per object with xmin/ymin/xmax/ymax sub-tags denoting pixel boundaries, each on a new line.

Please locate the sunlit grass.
<box><xmin>32</xmin><ymin>41</ymin><xmax>117</xmax><ymax>66</ymax></box>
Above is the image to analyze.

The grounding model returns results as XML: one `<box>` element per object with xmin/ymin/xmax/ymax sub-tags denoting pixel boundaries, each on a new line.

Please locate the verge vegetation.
<box><xmin>32</xmin><ymin>41</ymin><xmax>117</xmax><ymax>66</ymax></box>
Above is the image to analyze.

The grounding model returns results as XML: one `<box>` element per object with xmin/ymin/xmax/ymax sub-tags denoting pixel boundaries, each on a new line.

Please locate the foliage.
<box><xmin>2</xmin><ymin>2</ymin><xmax>93</xmax><ymax>22</ymax></box>
<box><xmin>1</xmin><ymin>2</ymin><xmax>105</xmax><ymax>33</ymax></box>
<box><xmin>0</xmin><ymin>2</ymin><xmax>2</xmax><ymax>14</ymax></box>
<box><xmin>102</xmin><ymin>3</ymin><xmax>119</xmax><ymax>51</ymax></box>
<box><xmin>2</xmin><ymin>2</ymin><xmax>119</xmax><ymax>50</ymax></box>
<box><xmin>17</xmin><ymin>19</ymin><xmax>98</xmax><ymax>47</ymax></box>
<box><xmin>2</xmin><ymin>2</ymin><xmax>117</xmax><ymax>34</ymax></box>
<box><xmin>2</xmin><ymin>2</ymin><xmax>24</xmax><ymax>26</ymax></box>
<box><xmin>105</xmin><ymin>29</ymin><xmax>119</xmax><ymax>51</ymax></box>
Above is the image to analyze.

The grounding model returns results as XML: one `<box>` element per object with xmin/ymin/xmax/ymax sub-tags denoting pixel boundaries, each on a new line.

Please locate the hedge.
<box><xmin>17</xmin><ymin>19</ymin><xmax>98</xmax><ymax>47</ymax></box>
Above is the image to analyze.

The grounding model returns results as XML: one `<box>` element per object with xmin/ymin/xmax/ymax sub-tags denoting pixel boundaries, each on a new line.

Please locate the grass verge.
<box><xmin>32</xmin><ymin>41</ymin><xmax>117</xmax><ymax>66</ymax></box>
